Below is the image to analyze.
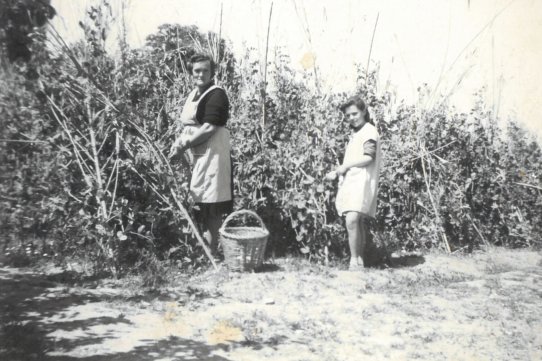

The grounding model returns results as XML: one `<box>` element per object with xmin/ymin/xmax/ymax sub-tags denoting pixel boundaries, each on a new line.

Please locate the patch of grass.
<box><xmin>229</xmin><ymin>309</ymin><xmax>286</xmax><ymax>347</ymax></box>
<box><xmin>484</xmin><ymin>259</ymin><xmax>516</xmax><ymax>275</ymax></box>
<box><xmin>120</xmin><ymin>250</ymin><xmax>190</xmax><ymax>295</ymax></box>
<box><xmin>277</xmin><ymin>257</ymin><xmax>331</xmax><ymax>274</ymax></box>
<box><xmin>366</xmin><ymin>267</ymin><xmax>475</xmax><ymax>296</ymax></box>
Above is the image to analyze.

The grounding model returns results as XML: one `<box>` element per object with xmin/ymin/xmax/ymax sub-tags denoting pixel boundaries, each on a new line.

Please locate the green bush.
<box><xmin>1</xmin><ymin>2</ymin><xmax>540</xmax><ymax>274</ymax></box>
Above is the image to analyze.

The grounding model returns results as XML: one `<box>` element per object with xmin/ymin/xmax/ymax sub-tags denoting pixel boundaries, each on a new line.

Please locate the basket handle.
<box><xmin>220</xmin><ymin>210</ymin><xmax>267</xmax><ymax>231</ymax></box>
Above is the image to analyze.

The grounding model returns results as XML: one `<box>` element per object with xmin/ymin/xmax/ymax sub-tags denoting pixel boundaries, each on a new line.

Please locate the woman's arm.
<box><xmin>336</xmin><ymin>138</ymin><xmax>377</xmax><ymax>175</ymax></box>
<box><xmin>168</xmin><ymin>124</ymin><xmax>219</xmax><ymax>158</ymax></box>
<box><xmin>180</xmin><ymin>123</ymin><xmax>219</xmax><ymax>150</ymax></box>
<box><xmin>335</xmin><ymin>155</ymin><xmax>374</xmax><ymax>176</ymax></box>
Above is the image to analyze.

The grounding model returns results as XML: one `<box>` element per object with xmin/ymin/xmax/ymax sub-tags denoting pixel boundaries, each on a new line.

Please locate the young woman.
<box><xmin>327</xmin><ymin>95</ymin><xmax>381</xmax><ymax>270</ymax></box>
<box><xmin>169</xmin><ymin>53</ymin><xmax>233</xmax><ymax>256</ymax></box>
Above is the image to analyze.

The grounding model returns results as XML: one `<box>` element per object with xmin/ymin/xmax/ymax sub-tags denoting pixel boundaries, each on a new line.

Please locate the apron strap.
<box><xmin>198</xmin><ymin>85</ymin><xmax>223</xmax><ymax>100</ymax></box>
<box><xmin>181</xmin><ymin>85</ymin><xmax>225</xmax><ymax>126</ymax></box>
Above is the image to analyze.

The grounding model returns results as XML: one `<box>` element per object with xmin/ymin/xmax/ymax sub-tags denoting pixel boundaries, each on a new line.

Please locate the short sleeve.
<box><xmin>364</xmin><ymin>124</ymin><xmax>379</xmax><ymax>142</ymax></box>
<box><xmin>363</xmin><ymin>139</ymin><xmax>377</xmax><ymax>159</ymax></box>
<box><xmin>196</xmin><ymin>88</ymin><xmax>230</xmax><ymax>126</ymax></box>
<box><xmin>359</xmin><ymin>123</ymin><xmax>379</xmax><ymax>159</ymax></box>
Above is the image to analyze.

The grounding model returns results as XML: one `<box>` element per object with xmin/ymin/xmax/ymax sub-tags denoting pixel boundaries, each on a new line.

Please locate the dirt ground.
<box><xmin>1</xmin><ymin>247</ymin><xmax>541</xmax><ymax>361</ymax></box>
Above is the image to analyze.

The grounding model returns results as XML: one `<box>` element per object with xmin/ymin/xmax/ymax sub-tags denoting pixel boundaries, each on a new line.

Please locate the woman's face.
<box><xmin>344</xmin><ymin>104</ymin><xmax>367</xmax><ymax>130</ymax></box>
<box><xmin>192</xmin><ymin>60</ymin><xmax>213</xmax><ymax>89</ymax></box>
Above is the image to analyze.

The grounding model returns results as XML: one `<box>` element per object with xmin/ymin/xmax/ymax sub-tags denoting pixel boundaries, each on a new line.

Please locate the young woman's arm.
<box><xmin>335</xmin><ymin>155</ymin><xmax>374</xmax><ymax>175</ymax></box>
<box><xmin>336</xmin><ymin>139</ymin><xmax>377</xmax><ymax>175</ymax></box>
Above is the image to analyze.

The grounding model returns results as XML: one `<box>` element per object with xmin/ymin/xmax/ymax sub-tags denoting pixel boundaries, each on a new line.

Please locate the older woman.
<box><xmin>327</xmin><ymin>95</ymin><xmax>381</xmax><ymax>270</ymax></box>
<box><xmin>169</xmin><ymin>53</ymin><xmax>233</xmax><ymax>255</ymax></box>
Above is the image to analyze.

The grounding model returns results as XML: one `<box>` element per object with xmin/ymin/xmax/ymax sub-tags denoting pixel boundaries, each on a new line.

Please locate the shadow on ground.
<box><xmin>256</xmin><ymin>263</ymin><xmax>282</xmax><ymax>273</ymax></box>
<box><xmin>0</xmin><ymin>268</ymin><xmax>232</xmax><ymax>361</ymax></box>
<box><xmin>388</xmin><ymin>254</ymin><xmax>426</xmax><ymax>268</ymax></box>
<box><xmin>363</xmin><ymin>237</ymin><xmax>426</xmax><ymax>269</ymax></box>
<box><xmin>47</xmin><ymin>336</ymin><xmax>233</xmax><ymax>361</ymax></box>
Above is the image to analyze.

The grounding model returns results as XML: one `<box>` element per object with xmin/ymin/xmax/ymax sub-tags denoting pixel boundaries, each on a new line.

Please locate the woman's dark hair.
<box><xmin>188</xmin><ymin>53</ymin><xmax>216</xmax><ymax>77</ymax></box>
<box><xmin>339</xmin><ymin>95</ymin><xmax>373</xmax><ymax>124</ymax></box>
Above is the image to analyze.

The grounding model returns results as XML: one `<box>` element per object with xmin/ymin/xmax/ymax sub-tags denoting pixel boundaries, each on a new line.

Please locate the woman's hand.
<box><xmin>168</xmin><ymin>138</ymin><xmax>186</xmax><ymax>158</ymax></box>
<box><xmin>168</xmin><ymin>145</ymin><xmax>179</xmax><ymax>159</ymax></box>
<box><xmin>335</xmin><ymin>165</ymin><xmax>349</xmax><ymax>176</ymax></box>
<box><xmin>324</xmin><ymin>170</ymin><xmax>337</xmax><ymax>181</ymax></box>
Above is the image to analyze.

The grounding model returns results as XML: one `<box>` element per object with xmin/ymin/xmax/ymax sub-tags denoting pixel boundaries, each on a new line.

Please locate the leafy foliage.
<box><xmin>231</xmin><ymin>51</ymin><xmax>542</xmax><ymax>259</ymax></box>
<box><xmin>0</xmin><ymin>0</ymin><xmax>56</xmax><ymax>62</ymax></box>
<box><xmin>1</xmin><ymin>2</ymin><xmax>540</xmax><ymax>275</ymax></box>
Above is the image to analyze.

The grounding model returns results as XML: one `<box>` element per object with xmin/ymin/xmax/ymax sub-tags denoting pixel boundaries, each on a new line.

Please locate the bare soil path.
<box><xmin>1</xmin><ymin>248</ymin><xmax>541</xmax><ymax>361</ymax></box>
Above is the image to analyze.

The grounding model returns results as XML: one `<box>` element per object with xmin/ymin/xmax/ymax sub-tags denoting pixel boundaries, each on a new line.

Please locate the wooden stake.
<box><xmin>217</xmin><ymin>2</ymin><xmax>223</xmax><ymax>80</ymax></box>
<box><xmin>261</xmin><ymin>2</ymin><xmax>274</xmax><ymax>129</ymax></box>
<box><xmin>365</xmin><ymin>13</ymin><xmax>379</xmax><ymax>87</ymax></box>
<box><xmin>124</xmin><ymin>117</ymin><xmax>218</xmax><ymax>270</ymax></box>
<box><xmin>420</xmin><ymin>144</ymin><xmax>451</xmax><ymax>253</ymax></box>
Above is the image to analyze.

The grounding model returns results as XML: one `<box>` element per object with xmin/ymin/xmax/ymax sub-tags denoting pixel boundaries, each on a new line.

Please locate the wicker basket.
<box><xmin>219</xmin><ymin>210</ymin><xmax>269</xmax><ymax>272</ymax></box>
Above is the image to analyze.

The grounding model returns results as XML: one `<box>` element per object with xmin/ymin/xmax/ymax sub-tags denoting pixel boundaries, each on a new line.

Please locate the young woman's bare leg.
<box><xmin>345</xmin><ymin>212</ymin><xmax>362</xmax><ymax>269</ymax></box>
<box><xmin>357</xmin><ymin>216</ymin><xmax>367</xmax><ymax>267</ymax></box>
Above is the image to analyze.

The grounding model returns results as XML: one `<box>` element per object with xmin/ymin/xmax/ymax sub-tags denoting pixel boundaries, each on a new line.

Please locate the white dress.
<box><xmin>335</xmin><ymin>123</ymin><xmax>381</xmax><ymax>218</ymax></box>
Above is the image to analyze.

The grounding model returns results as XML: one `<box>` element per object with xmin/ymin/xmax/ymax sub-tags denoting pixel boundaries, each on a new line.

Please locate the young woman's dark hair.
<box><xmin>339</xmin><ymin>95</ymin><xmax>373</xmax><ymax>125</ymax></box>
<box><xmin>188</xmin><ymin>53</ymin><xmax>216</xmax><ymax>77</ymax></box>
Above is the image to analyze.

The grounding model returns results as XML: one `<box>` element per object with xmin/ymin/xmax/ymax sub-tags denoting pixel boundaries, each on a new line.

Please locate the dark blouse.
<box><xmin>193</xmin><ymin>84</ymin><xmax>230</xmax><ymax>126</ymax></box>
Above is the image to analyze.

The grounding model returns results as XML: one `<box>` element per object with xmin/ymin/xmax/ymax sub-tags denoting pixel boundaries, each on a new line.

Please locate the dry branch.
<box><xmin>365</xmin><ymin>13</ymin><xmax>379</xmax><ymax>86</ymax></box>
<box><xmin>514</xmin><ymin>182</ymin><xmax>542</xmax><ymax>191</ymax></box>
<box><xmin>261</xmin><ymin>2</ymin><xmax>274</xmax><ymax>129</ymax></box>
<box><xmin>123</xmin><ymin>118</ymin><xmax>217</xmax><ymax>269</ymax></box>
<box><xmin>0</xmin><ymin>139</ymin><xmax>48</xmax><ymax>144</ymax></box>
<box><xmin>43</xmin><ymin>25</ymin><xmax>218</xmax><ymax>268</ymax></box>
<box><xmin>420</xmin><ymin>143</ymin><xmax>451</xmax><ymax>253</ymax></box>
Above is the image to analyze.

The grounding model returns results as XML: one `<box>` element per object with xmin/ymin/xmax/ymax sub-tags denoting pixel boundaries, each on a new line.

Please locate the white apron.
<box><xmin>179</xmin><ymin>85</ymin><xmax>232</xmax><ymax>203</ymax></box>
<box><xmin>335</xmin><ymin>123</ymin><xmax>381</xmax><ymax>218</ymax></box>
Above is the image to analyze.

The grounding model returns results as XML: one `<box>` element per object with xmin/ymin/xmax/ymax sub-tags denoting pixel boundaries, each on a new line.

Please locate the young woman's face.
<box><xmin>344</xmin><ymin>104</ymin><xmax>367</xmax><ymax>130</ymax></box>
<box><xmin>192</xmin><ymin>60</ymin><xmax>213</xmax><ymax>88</ymax></box>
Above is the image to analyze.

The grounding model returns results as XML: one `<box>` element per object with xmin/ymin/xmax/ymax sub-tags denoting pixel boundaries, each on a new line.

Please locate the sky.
<box><xmin>51</xmin><ymin>0</ymin><xmax>542</xmax><ymax>137</ymax></box>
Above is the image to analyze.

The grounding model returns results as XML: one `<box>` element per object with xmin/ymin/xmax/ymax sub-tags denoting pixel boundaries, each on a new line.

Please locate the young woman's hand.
<box><xmin>324</xmin><ymin>170</ymin><xmax>337</xmax><ymax>181</ymax></box>
<box><xmin>335</xmin><ymin>165</ymin><xmax>349</xmax><ymax>176</ymax></box>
